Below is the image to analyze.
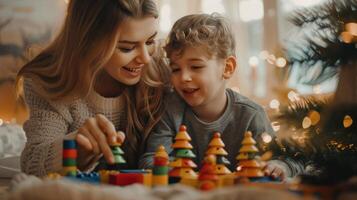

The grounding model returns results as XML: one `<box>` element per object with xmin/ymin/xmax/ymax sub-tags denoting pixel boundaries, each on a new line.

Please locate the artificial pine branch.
<box><xmin>269</xmin><ymin>96</ymin><xmax>357</xmax><ymax>185</ymax></box>
<box><xmin>286</xmin><ymin>0</ymin><xmax>357</xmax><ymax>85</ymax></box>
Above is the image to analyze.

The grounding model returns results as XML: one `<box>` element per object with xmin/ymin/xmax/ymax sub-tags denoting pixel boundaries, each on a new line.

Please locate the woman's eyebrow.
<box><xmin>118</xmin><ymin>32</ymin><xmax>158</xmax><ymax>44</ymax></box>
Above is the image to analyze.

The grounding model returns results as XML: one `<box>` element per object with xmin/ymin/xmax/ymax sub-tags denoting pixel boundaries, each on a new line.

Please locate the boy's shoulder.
<box><xmin>227</xmin><ymin>88</ymin><xmax>265</xmax><ymax>113</ymax></box>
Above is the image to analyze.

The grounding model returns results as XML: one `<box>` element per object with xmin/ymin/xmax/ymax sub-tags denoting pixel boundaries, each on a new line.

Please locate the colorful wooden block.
<box><xmin>63</xmin><ymin>140</ymin><xmax>76</xmax><ymax>149</ymax></box>
<box><xmin>63</xmin><ymin>149</ymin><xmax>77</xmax><ymax>158</ymax></box>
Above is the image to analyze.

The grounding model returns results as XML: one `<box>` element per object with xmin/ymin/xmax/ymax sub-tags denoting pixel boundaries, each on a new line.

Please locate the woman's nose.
<box><xmin>136</xmin><ymin>46</ymin><xmax>151</xmax><ymax>64</ymax></box>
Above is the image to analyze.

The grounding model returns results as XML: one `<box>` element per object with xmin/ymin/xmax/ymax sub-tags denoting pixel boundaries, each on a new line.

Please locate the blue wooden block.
<box><xmin>73</xmin><ymin>172</ymin><xmax>100</xmax><ymax>184</ymax></box>
<box><xmin>249</xmin><ymin>176</ymin><xmax>281</xmax><ymax>183</ymax></box>
<box><xmin>119</xmin><ymin>169</ymin><xmax>151</xmax><ymax>174</ymax></box>
<box><xmin>63</xmin><ymin>140</ymin><xmax>76</xmax><ymax>149</ymax></box>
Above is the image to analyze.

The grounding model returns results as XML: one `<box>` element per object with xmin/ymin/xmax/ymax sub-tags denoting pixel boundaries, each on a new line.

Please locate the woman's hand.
<box><xmin>75</xmin><ymin>114</ymin><xmax>125</xmax><ymax>166</ymax></box>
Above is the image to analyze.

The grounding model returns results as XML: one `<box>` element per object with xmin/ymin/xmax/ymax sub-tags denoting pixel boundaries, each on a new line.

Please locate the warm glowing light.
<box><xmin>343</xmin><ymin>115</ymin><xmax>353</xmax><ymax>128</ymax></box>
<box><xmin>64</xmin><ymin>0</ymin><xmax>70</xmax><ymax>4</ymax></box>
<box><xmin>345</xmin><ymin>23</ymin><xmax>357</xmax><ymax>36</ymax></box>
<box><xmin>271</xmin><ymin>121</ymin><xmax>280</xmax><ymax>132</ymax></box>
<box><xmin>308</xmin><ymin>110</ymin><xmax>321</xmax><ymax>125</ymax></box>
<box><xmin>0</xmin><ymin>118</ymin><xmax>3</xmax><ymax>126</ymax></box>
<box><xmin>262</xmin><ymin>132</ymin><xmax>272</xmax><ymax>143</ymax></box>
<box><xmin>202</xmin><ymin>0</ymin><xmax>226</xmax><ymax>14</ymax></box>
<box><xmin>288</xmin><ymin>91</ymin><xmax>300</xmax><ymax>102</ymax></box>
<box><xmin>249</xmin><ymin>56</ymin><xmax>259</xmax><ymax>66</ymax></box>
<box><xmin>239</xmin><ymin>0</ymin><xmax>264</xmax><ymax>22</ymax></box>
<box><xmin>302</xmin><ymin>117</ymin><xmax>312</xmax><ymax>129</ymax></box>
<box><xmin>341</xmin><ymin>31</ymin><xmax>353</xmax><ymax>43</ymax></box>
<box><xmin>159</xmin><ymin>4</ymin><xmax>172</xmax><ymax>33</ymax></box>
<box><xmin>236</xmin><ymin>166</ymin><xmax>242</xmax><ymax>171</ymax></box>
<box><xmin>275</xmin><ymin>57</ymin><xmax>287</xmax><ymax>68</ymax></box>
<box><xmin>269</xmin><ymin>99</ymin><xmax>280</xmax><ymax>109</ymax></box>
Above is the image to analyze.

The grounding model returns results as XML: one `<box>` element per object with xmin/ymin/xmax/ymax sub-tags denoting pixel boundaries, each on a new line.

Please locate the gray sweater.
<box><xmin>140</xmin><ymin>89</ymin><xmax>304</xmax><ymax>176</ymax></box>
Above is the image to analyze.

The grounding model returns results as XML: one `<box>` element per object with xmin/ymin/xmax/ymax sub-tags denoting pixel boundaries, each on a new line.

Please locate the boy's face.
<box><xmin>169</xmin><ymin>46</ymin><xmax>228</xmax><ymax>111</ymax></box>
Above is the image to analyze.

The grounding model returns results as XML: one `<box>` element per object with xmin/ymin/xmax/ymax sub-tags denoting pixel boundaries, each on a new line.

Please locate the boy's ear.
<box><xmin>223</xmin><ymin>56</ymin><xmax>237</xmax><ymax>79</ymax></box>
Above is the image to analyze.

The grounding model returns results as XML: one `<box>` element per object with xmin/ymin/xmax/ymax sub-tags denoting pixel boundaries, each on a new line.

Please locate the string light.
<box><xmin>249</xmin><ymin>56</ymin><xmax>259</xmax><ymax>67</ymax></box>
<box><xmin>236</xmin><ymin>166</ymin><xmax>242</xmax><ymax>171</ymax></box>
<box><xmin>341</xmin><ymin>23</ymin><xmax>357</xmax><ymax>43</ymax></box>
<box><xmin>340</xmin><ymin>31</ymin><xmax>353</xmax><ymax>43</ymax></box>
<box><xmin>261</xmin><ymin>132</ymin><xmax>272</xmax><ymax>143</ymax></box>
<box><xmin>343</xmin><ymin>115</ymin><xmax>353</xmax><ymax>128</ymax></box>
<box><xmin>275</xmin><ymin>57</ymin><xmax>287</xmax><ymax>68</ymax></box>
<box><xmin>288</xmin><ymin>91</ymin><xmax>300</xmax><ymax>102</ymax></box>
<box><xmin>308</xmin><ymin>110</ymin><xmax>320</xmax><ymax>125</ymax></box>
<box><xmin>346</xmin><ymin>23</ymin><xmax>357</xmax><ymax>36</ymax></box>
<box><xmin>302</xmin><ymin>117</ymin><xmax>312</xmax><ymax>129</ymax></box>
<box><xmin>271</xmin><ymin>121</ymin><xmax>280</xmax><ymax>132</ymax></box>
<box><xmin>269</xmin><ymin>99</ymin><xmax>280</xmax><ymax>109</ymax></box>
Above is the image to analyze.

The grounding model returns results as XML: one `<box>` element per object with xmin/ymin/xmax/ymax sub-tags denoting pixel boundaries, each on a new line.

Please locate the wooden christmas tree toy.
<box><xmin>206</xmin><ymin>132</ymin><xmax>231</xmax><ymax>175</ymax></box>
<box><xmin>235</xmin><ymin>131</ymin><xmax>264</xmax><ymax>180</ymax></box>
<box><xmin>198</xmin><ymin>155</ymin><xmax>218</xmax><ymax>191</ymax></box>
<box><xmin>169</xmin><ymin>125</ymin><xmax>197</xmax><ymax>183</ymax></box>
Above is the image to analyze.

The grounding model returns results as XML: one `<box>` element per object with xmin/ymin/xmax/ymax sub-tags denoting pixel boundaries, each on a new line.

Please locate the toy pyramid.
<box><xmin>169</xmin><ymin>125</ymin><xmax>197</xmax><ymax>183</ymax></box>
<box><xmin>107</xmin><ymin>141</ymin><xmax>126</xmax><ymax>170</ymax></box>
<box><xmin>206</xmin><ymin>132</ymin><xmax>231</xmax><ymax>175</ymax></box>
<box><xmin>153</xmin><ymin>145</ymin><xmax>169</xmax><ymax>186</ymax></box>
<box><xmin>235</xmin><ymin>131</ymin><xmax>264</xmax><ymax>178</ymax></box>
<box><xmin>63</xmin><ymin>140</ymin><xmax>77</xmax><ymax>176</ymax></box>
<box><xmin>198</xmin><ymin>155</ymin><xmax>218</xmax><ymax>191</ymax></box>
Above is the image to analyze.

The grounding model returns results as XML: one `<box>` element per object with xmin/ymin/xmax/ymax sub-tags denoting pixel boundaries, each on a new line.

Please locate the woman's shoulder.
<box><xmin>23</xmin><ymin>78</ymin><xmax>77</xmax><ymax>122</ymax></box>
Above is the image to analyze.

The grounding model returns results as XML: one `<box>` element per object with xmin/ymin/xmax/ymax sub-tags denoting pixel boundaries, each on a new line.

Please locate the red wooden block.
<box><xmin>168</xmin><ymin>168</ymin><xmax>181</xmax><ymax>177</ymax></box>
<box><xmin>154</xmin><ymin>157</ymin><xmax>168</xmax><ymax>166</ymax></box>
<box><xmin>109</xmin><ymin>173</ymin><xmax>144</xmax><ymax>186</ymax></box>
<box><xmin>200</xmin><ymin>181</ymin><xmax>215</xmax><ymax>191</ymax></box>
<box><xmin>63</xmin><ymin>149</ymin><xmax>77</xmax><ymax>159</ymax></box>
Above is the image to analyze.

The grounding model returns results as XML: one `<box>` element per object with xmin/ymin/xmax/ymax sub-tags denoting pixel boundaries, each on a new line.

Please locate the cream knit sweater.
<box><xmin>21</xmin><ymin>79</ymin><xmax>127</xmax><ymax>177</ymax></box>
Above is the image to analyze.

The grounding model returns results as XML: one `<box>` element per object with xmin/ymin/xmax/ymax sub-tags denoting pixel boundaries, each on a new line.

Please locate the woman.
<box><xmin>16</xmin><ymin>0</ymin><xmax>170</xmax><ymax>176</ymax></box>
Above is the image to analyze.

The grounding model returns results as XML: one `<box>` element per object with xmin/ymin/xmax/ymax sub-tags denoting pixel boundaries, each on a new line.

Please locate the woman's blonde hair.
<box><xmin>16</xmin><ymin>0</ymin><xmax>170</xmax><ymax>164</ymax></box>
<box><xmin>165</xmin><ymin>13</ymin><xmax>236</xmax><ymax>59</ymax></box>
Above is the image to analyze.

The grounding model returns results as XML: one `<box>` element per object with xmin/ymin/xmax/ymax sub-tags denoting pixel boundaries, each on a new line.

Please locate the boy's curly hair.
<box><xmin>165</xmin><ymin>13</ymin><xmax>236</xmax><ymax>59</ymax></box>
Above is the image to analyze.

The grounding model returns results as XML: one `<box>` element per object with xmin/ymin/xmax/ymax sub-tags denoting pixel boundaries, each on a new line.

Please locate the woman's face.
<box><xmin>103</xmin><ymin>16</ymin><xmax>158</xmax><ymax>86</ymax></box>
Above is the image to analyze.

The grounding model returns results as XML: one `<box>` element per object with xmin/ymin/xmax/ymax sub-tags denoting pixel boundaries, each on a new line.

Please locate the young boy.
<box><xmin>140</xmin><ymin>14</ymin><xmax>304</xmax><ymax>180</ymax></box>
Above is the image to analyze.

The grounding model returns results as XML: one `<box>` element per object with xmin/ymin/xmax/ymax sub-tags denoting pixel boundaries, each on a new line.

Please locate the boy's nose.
<box><xmin>136</xmin><ymin>46</ymin><xmax>151</xmax><ymax>64</ymax></box>
<box><xmin>181</xmin><ymin>70</ymin><xmax>192</xmax><ymax>82</ymax></box>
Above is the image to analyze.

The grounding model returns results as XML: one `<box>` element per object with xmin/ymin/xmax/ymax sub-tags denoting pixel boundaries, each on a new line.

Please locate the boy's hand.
<box><xmin>263</xmin><ymin>161</ymin><xmax>288</xmax><ymax>181</ymax></box>
<box><xmin>75</xmin><ymin>114</ymin><xmax>125</xmax><ymax>165</ymax></box>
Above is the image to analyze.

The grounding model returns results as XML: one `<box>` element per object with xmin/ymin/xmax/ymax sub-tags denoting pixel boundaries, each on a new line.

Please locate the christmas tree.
<box><xmin>206</xmin><ymin>132</ymin><xmax>231</xmax><ymax>175</ymax></box>
<box><xmin>236</xmin><ymin>131</ymin><xmax>264</xmax><ymax>178</ymax></box>
<box><xmin>272</xmin><ymin>0</ymin><xmax>357</xmax><ymax>184</ymax></box>
<box><xmin>198</xmin><ymin>155</ymin><xmax>218</xmax><ymax>191</ymax></box>
<box><xmin>169</xmin><ymin>125</ymin><xmax>197</xmax><ymax>182</ymax></box>
<box><xmin>106</xmin><ymin>141</ymin><xmax>126</xmax><ymax>170</ymax></box>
